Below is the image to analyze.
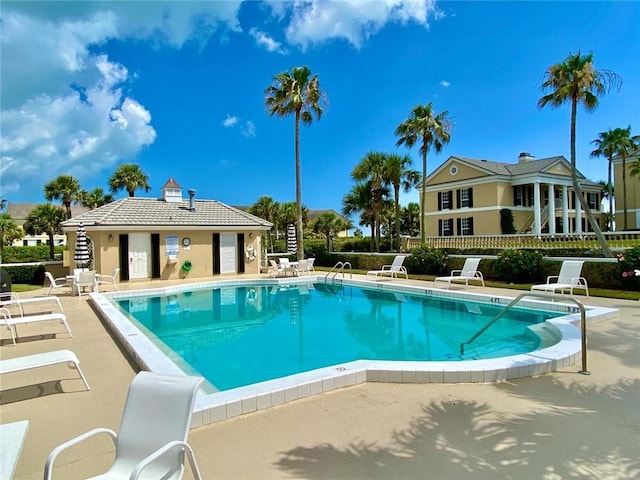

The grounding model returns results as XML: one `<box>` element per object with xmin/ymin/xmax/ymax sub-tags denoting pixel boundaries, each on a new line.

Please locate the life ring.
<box><xmin>246</xmin><ymin>288</ymin><xmax>257</xmax><ymax>303</ymax></box>
<box><xmin>245</xmin><ymin>245</ymin><xmax>256</xmax><ymax>261</ymax></box>
<box><xmin>181</xmin><ymin>260</ymin><xmax>193</xmax><ymax>272</ymax></box>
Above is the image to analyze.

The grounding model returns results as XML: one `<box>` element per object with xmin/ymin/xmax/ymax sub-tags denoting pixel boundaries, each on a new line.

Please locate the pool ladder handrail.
<box><xmin>325</xmin><ymin>261</ymin><xmax>352</xmax><ymax>282</ymax></box>
<box><xmin>459</xmin><ymin>291</ymin><xmax>589</xmax><ymax>375</ymax></box>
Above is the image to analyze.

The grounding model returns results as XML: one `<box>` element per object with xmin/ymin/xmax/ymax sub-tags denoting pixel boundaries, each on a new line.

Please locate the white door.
<box><xmin>129</xmin><ymin>233</ymin><xmax>151</xmax><ymax>279</ymax></box>
<box><xmin>219</xmin><ymin>233</ymin><xmax>237</xmax><ymax>274</ymax></box>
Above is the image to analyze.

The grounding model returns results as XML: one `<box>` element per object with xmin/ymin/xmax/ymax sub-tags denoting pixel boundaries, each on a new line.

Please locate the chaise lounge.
<box><xmin>434</xmin><ymin>258</ymin><xmax>485</xmax><ymax>289</ymax></box>
<box><xmin>0</xmin><ymin>308</ymin><xmax>72</xmax><ymax>345</ymax></box>
<box><xmin>531</xmin><ymin>260</ymin><xmax>589</xmax><ymax>296</ymax></box>
<box><xmin>367</xmin><ymin>255</ymin><xmax>409</xmax><ymax>280</ymax></box>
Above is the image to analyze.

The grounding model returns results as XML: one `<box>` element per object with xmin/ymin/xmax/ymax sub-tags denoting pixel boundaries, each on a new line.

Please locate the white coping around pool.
<box><xmin>89</xmin><ymin>276</ymin><xmax>618</xmax><ymax>428</ymax></box>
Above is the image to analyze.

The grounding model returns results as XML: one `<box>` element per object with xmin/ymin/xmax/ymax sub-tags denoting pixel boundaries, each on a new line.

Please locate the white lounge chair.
<box><xmin>76</xmin><ymin>270</ymin><xmax>97</xmax><ymax>298</ymax></box>
<box><xmin>531</xmin><ymin>260</ymin><xmax>589</xmax><ymax>296</ymax></box>
<box><xmin>307</xmin><ymin>258</ymin><xmax>315</xmax><ymax>271</ymax></box>
<box><xmin>44</xmin><ymin>272</ymin><xmax>69</xmax><ymax>297</ymax></box>
<box><xmin>96</xmin><ymin>268</ymin><xmax>120</xmax><ymax>292</ymax></box>
<box><xmin>0</xmin><ymin>308</ymin><xmax>72</xmax><ymax>345</ymax></box>
<box><xmin>297</xmin><ymin>259</ymin><xmax>310</xmax><ymax>276</ymax></box>
<box><xmin>44</xmin><ymin>371</ymin><xmax>203</xmax><ymax>480</ymax></box>
<box><xmin>269</xmin><ymin>260</ymin><xmax>287</xmax><ymax>278</ymax></box>
<box><xmin>434</xmin><ymin>258</ymin><xmax>485</xmax><ymax>289</ymax></box>
<box><xmin>0</xmin><ymin>349</ymin><xmax>89</xmax><ymax>391</ymax></box>
<box><xmin>0</xmin><ymin>292</ymin><xmax>64</xmax><ymax>316</ymax></box>
<box><xmin>367</xmin><ymin>255</ymin><xmax>409</xmax><ymax>280</ymax></box>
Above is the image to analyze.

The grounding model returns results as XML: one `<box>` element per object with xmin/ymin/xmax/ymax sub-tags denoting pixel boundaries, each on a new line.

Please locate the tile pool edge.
<box><xmin>89</xmin><ymin>276</ymin><xmax>618</xmax><ymax>428</ymax></box>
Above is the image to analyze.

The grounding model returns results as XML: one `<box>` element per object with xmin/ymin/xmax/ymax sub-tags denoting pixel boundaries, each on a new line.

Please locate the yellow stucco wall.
<box><xmin>427</xmin><ymin>160</ymin><xmax>488</xmax><ymax>186</ymax></box>
<box><xmin>613</xmin><ymin>158</ymin><xmax>640</xmax><ymax>230</ymax></box>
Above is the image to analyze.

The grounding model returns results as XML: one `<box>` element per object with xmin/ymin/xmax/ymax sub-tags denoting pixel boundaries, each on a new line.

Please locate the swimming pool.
<box><xmin>113</xmin><ymin>283</ymin><xmax>556</xmax><ymax>391</ymax></box>
<box><xmin>90</xmin><ymin>276</ymin><xmax>617</xmax><ymax>426</ymax></box>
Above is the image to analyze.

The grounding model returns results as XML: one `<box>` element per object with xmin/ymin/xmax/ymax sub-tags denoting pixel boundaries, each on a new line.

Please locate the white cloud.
<box><xmin>270</xmin><ymin>0</ymin><xmax>442</xmax><ymax>49</ymax></box>
<box><xmin>249</xmin><ymin>28</ymin><xmax>287</xmax><ymax>54</ymax></box>
<box><xmin>241</xmin><ymin>121</ymin><xmax>256</xmax><ymax>138</ymax></box>
<box><xmin>223</xmin><ymin>115</ymin><xmax>239</xmax><ymax>127</ymax></box>
<box><xmin>0</xmin><ymin>2</ymin><xmax>241</xmax><ymax>198</ymax></box>
<box><xmin>440</xmin><ymin>80</ymin><xmax>450</xmax><ymax>87</ymax></box>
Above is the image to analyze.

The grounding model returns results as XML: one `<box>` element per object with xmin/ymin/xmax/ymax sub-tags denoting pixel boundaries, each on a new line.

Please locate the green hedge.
<box><xmin>1</xmin><ymin>245</ymin><xmax>65</xmax><ymax>262</ymax></box>
<box><xmin>0</xmin><ymin>264</ymin><xmax>46</xmax><ymax>285</ymax></box>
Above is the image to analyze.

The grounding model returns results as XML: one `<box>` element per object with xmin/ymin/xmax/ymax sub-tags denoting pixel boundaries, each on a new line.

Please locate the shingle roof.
<box><xmin>60</xmin><ymin>197</ymin><xmax>273</xmax><ymax>229</ymax></box>
<box><xmin>451</xmin><ymin>155</ymin><xmax>574</xmax><ymax>177</ymax></box>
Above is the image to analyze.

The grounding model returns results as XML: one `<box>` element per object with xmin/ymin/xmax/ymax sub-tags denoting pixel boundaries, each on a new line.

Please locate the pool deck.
<box><xmin>1</xmin><ymin>275</ymin><xmax>638</xmax><ymax>479</ymax></box>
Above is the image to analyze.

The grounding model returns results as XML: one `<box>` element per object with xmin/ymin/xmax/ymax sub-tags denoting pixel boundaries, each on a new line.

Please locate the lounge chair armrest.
<box><xmin>450</xmin><ymin>269</ymin><xmax>463</xmax><ymax>276</ymax></box>
<box><xmin>546</xmin><ymin>276</ymin><xmax>559</xmax><ymax>284</ymax></box>
<box><xmin>381</xmin><ymin>265</ymin><xmax>392</xmax><ymax>270</ymax></box>
<box><xmin>130</xmin><ymin>440</ymin><xmax>202</xmax><ymax>480</ymax></box>
<box><xmin>44</xmin><ymin>428</ymin><xmax>117</xmax><ymax>480</ymax></box>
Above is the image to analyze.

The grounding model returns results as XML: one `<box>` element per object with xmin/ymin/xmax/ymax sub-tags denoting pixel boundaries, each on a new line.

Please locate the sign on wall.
<box><xmin>165</xmin><ymin>235</ymin><xmax>179</xmax><ymax>256</ymax></box>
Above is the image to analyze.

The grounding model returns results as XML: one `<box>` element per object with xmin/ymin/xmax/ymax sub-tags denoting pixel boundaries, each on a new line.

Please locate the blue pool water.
<box><xmin>115</xmin><ymin>283</ymin><xmax>557</xmax><ymax>391</ymax></box>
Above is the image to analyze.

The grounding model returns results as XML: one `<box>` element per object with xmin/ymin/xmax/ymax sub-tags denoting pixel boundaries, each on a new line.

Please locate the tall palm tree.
<box><xmin>44</xmin><ymin>174</ymin><xmax>81</xmax><ymax>219</ymax></box>
<box><xmin>352</xmin><ymin>152</ymin><xmax>388</xmax><ymax>252</ymax></box>
<box><xmin>276</xmin><ymin>202</ymin><xmax>309</xmax><ymax>252</ymax></box>
<box><xmin>249</xmin><ymin>195</ymin><xmax>280</xmax><ymax>252</ymax></box>
<box><xmin>395</xmin><ymin>103</ymin><xmax>452</xmax><ymax>243</ymax></box>
<box><xmin>384</xmin><ymin>154</ymin><xmax>420</xmax><ymax>251</ymax></box>
<box><xmin>630</xmin><ymin>159</ymin><xmax>640</xmax><ymax>179</ymax></box>
<box><xmin>401</xmin><ymin>202</ymin><xmax>421</xmax><ymax>237</ymax></box>
<box><xmin>590</xmin><ymin>127</ymin><xmax>639</xmax><ymax>230</ymax></box>
<box><xmin>109</xmin><ymin>164</ymin><xmax>151</xmax><ymax>197</ymax></box>
<box><xmin>343</xmin><ymin>182</ymin><xmax>376</xmax><ymax>251</ymax></box>
<box><xmin>265</xmin><ymin>66</ymin><xmax>326</xmax><ymax>260</ymax></box>
<box><xmin>538</xmin><ymin>51</ymin><xmax>620</xmax><ymax>256</ymax></box>
<box><xmin>23</xmin><ymin>204</ymin><xmax>66</xmax><ymax>260</ymax></box>
<box><xmin>78</xmin><ymin>187</ymin><xmax>114</xmax><ymax>209</ymax></box>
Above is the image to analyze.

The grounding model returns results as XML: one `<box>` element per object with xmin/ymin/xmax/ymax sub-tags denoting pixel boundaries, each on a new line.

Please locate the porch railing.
<box><xmin>403</xmin><ymin>232</ymin><xmax>640</xmax><ymax>251</ymax></box>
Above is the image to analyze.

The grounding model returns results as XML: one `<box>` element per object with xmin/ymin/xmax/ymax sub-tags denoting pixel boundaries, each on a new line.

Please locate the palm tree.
<box><xmin>0</xmin><ymin>199</ymin><xmax>7</xmax><ymax>212</ymax></box>
<box><xmin>538</xmin><ymin>51</ymin><xmax>621</xmax><ymax>256</ymax></box>
<box><xmin>590</xmin><ymin>127</ymin><xmax>639</xmax><ymax>230</ymax></box>
<box><xmin>384</xmin><ymin>154</ymin><xmax>420</xmax><ymax>251</ymax></box>
<box><xmin>276</xmin><ymin>202</ymin><xmax>309</xmax><ymax>252</ymax></box>
<box><xmin>401</xmin><ymin>202</ymin><xmax>421</xmax><ymax>237</ymax></box>
<box><xmin>23</xmin><ymin>204</ymin><xmax>66</xmax><ymax>260</ymax></box>
<box><xmin>0</xmin><ymin>213</ymin><xmax>21</xmax><ymax>247</ymax></box>
<box><xmin>249</xmin><ymin>196</ymin><xmax>280</xmax><ymax>252</ymax></box>
<box><xmin>265</xmin><ymin>66</ymin><xmax>327</xmax><ymax>260</ymax></box>
<box><xmin>342</xmin><ymin>181</ymin><xmax>387</xmax><ymax>252</ymax></box>
<box><xmin>78</xmin><ymin>187</ymin><xmax>114</xmax><ymax>209</ymax></box>
<box><xmin>44</xmin><ymin>174</ymin><xmax>81</xmax><ymax>219</ymax></box>
<box><xmin>395</xmin><ymin>103</ymin><xmax>452</xmax><ymax>243</ymax></box>
<box><xmin>630</xmin><ymin>159</ymin><xmax>640</xmax><ymax>179</ymax></box>
<box><xmin>109</xmin><ymin>164</ymin><xmax>151</xmax><ymax>197</ymax></box>
<box><xmin>352</xmin><ymin>152</ymin><xmax>389</xmax><ymax>252</ymax></box>
<box><xmin>313</xmin><ymin>212</ymin><xmax>349</xmax><ymax>251</ymax></box>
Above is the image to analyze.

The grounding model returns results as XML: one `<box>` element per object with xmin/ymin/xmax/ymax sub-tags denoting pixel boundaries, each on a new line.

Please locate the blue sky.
<box><xmin>2</xmin><ymin>1</ymin><xmax>639</xmax><ymax>221</ymax></box>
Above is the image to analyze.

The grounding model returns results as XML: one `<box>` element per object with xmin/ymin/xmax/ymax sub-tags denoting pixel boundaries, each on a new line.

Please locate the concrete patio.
<box><xmin>1</xmin><ymin>277</ymin><xmax>638</xmax><ymax>479</ymax></box>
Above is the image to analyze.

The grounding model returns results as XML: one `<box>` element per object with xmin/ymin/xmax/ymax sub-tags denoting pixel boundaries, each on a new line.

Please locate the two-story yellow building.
<box><xmin>423</xmin><ymin>153</ymin><xmax>605</xmax><ymax>236</ymax></box>
<box><xmin>612</xmin><ymin>150</ymin><xmax>640</xmax><ymax>231</ymax></box>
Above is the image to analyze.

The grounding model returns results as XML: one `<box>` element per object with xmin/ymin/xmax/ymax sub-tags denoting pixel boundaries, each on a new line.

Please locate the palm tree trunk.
<box><xmin>394</xmin><ymin>184</ymin><xmax>400</xmax><ymax>252</ymax></box>
<box><xmin>421</xmin><ymin>149</ymin><xmax>427</xmax><ymax>244</ymax></box>
<box><xmin>570</xmin><ymin>99</ymin><xmax>613</xmax><ymax>257</ymax></box>
<box><xmin>622</xmin><ymin>156</ymin><xmax>628</xmax><ymax>230</ymax></box>
<box><xmin>607</xmin><ymin>159</ymin><xmax>613</xmax><ymax>230</ymax></box>
<box><xmin>48</xmin><ymin>232</ymin><xmax>55</xmax><ymax>260</ymax></box>
<box><xmin>295</xmin><ymin>110</ymin><xmax>304</xmax><ymax>261</ymax></box>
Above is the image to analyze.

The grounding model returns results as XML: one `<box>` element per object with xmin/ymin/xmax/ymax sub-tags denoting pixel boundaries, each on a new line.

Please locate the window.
<box><xmin>513</xmin><ymin>186</ymin><xmax>523</xmax><ymax>206</ymax></box>
<box><xmin>438</xmin><ymin>190</ymin><xmax>453</xmax><ymax>210</ymax></box>
<box><xmin>587</xmin><ymin>193</ymin><xmax>598</xmax><ymax>210</ymax></box>
<box><xmin>438</xmin><ymin>218</ymin><xmax>454</xmax><ymax>236</ymax></box>
<box><xmin>457</xmin><ymin>188</ymin><xmax>473</xmax><ymax>208</ymax></box>
<box><xmin>457</xmin><ymin>217</ymin><xmax>474</xmax><ymax>236</ymax></box>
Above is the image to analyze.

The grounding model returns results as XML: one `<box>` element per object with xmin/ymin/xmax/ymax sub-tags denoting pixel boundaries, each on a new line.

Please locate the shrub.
<box><xmin>1</xmin><ymin>245</ymin><xmax>64</xmax><ymax>262</ymax></box>
<box><xmin>405</xmin><ymin>246</ymin><xmax>447</xmax><ymax>275</ymax></box>
<box><xmin>495</xmin><ymin>249</ymin><xmax>544</xmax><ymax>283</ymax></box>
<box><xmin>616</xmin><ymin>245</ymin><xmax>640</xmax><ymax>291</ymax></box>
<box><xmin>500</xmin><ymin>208</ymin><xmax>516</xmax><ymax>234</ymax></box>
<box><xmin>1</xmin><ymin>264</ymin><xmax>46</xmax><ymax>285</ymax></box>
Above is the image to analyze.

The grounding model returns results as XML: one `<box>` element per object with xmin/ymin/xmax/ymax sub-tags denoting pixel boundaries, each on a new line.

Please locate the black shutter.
<box><xmin>119</xmin><ymin>234</ymin><xmax>129</xmax><ymax>281</ymax></box>
<box><xmin>151</xmin><ymin>233</ymin><xmax>160</xmax><ymax>278</ymax></box>
<box><xmin>438</xmin><ymin>219</ymin><xmax>443</xmax><ymax>236</ymax></box>
<box><xmin>438</xmin><ymin>192</ymin><xmax>442</xmax><ymax>211</ymax></box>
<box><xmin>448</xmin><ymin>219</ymin><xmax>454</xmax><ymax>236</ymax></box>
<box><xmin>448</xmin><ymin>191</ymin><xmax>453</xmax><ymax>209</ymax></box>
<box><xmin>237</xmin><ymin>233</ymin><xmax>245</xmax><ymax>274</ymax></box>
<box><xmin>469</xmin><ymin>217</ymin><xmax>474</xmax><ymax>235</ymax></box>
<box><xmin>456</xmin><ymin>189</ymin><xmax>461</xmax><ymax>209</ymax></box>
<box><xmin>456</xmin><ymin>218</ymin><xmax>462</xmax><ymax>235</ymax></box>
<box><xmin>468</xmin><ymin>188</ymin><xmax>473</xmax><ymax>208</ymax></box>
<box><xmin>212</xmin><ymin>233</ymin><xmax>220</xmax><ymax>275</ymax></box>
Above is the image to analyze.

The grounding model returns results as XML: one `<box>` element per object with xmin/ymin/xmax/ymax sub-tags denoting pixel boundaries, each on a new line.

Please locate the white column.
<box><xmin>562</xmin><ymin>185</ymin><xmax>569</xmax><ymax>234</ymax></box>
<box><xmin>575</xmin><ymin>190</ymin><xmax>582</xmax><ymax>234</ymax></box>
<box><xmin>533</xmin><ymin>182</ymin><xmax>541</xmax><ymax>236</ymax></box>
<box><xmin>548</xmin><ymin>183</ymin><xmax>556</xmax><ymax>235</ymax></box>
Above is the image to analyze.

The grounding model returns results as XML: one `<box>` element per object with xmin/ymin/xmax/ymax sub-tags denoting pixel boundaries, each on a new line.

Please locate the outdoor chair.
<box><xmin>0</xmin><ymin>349</ymin><xmax>89</xmax><ymax>391</ymax></box>
<box><xmin>0</xmin><ymin>307</ymin><xmax>72</xmax><ymax>345</ymax></box>
<box><xmin>44</xmin><ymin>272</ymin><xmax>68</xmax><ymax>297</ymax></box>
<box><xmin>0</xmin><ymin>292</ymin><xmax>64</xmax><ymax>316</ymax></box>
<box><xmin>269</xmin><ymin>260</ymin><xmax>287</xmax><ymax>278</ymax></box>
<box><xmin>307</xmin><ymin>258</ymin><xmax>315</xmax><ymax>271</ymax></box>
<box><xmin>76</xmin><ymin>271</ymin><xmax>97</xmax><ymax>298</ymax></box>
<box><xmin>44</xmin><ymin>371</ymin><xmax>204</xmax><ymax>480</ymax></box>
<box><xmin>366</xmin><ymin>255</ymin><xmax>409</xmax><ymax>280</ymax></box>
<box><xmin>434</xmin><ymin>258</ymin><xmax>485</xmax><ymax>289</ymax></box>
<box><xmin>96</xmin><ymin>268</ymin><xmax>120</xmax><ymax>292</ymax></box>
<box><xmin>531</xmin><ymin>260</ymin><xmax>589</xmax><ymax>296</ymax></box>
<box><xmin>297</xmin><ymin>259</ymin><xmax>310</xmax><ymax>276</ymax></box>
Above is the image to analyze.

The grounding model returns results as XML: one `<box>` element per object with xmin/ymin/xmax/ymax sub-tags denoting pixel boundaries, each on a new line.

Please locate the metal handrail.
<box><xmin>460</xmin><ymin>292</ymin><xmax>589</xmax><ymax>375</ymax></box>
<box><xmin>325</xmin><ymin>261</ymin><xmax>352</xmax><ymax>282</ymax></box>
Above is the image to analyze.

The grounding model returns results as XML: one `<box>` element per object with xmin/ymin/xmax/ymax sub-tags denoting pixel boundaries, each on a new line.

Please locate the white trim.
<box><xmin>62</xmin><ymin>225</ymin><xmax>271</xmax><ymax>233</ymax></box>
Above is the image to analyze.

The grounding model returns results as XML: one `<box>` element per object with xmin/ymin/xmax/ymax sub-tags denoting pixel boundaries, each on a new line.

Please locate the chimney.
<box><xmin>518</xmin><ymin>152</ymin><xmax>535</xmax><ymax>163</ymax></box>
<box><xmin>188</xmin><ymin>189</ymin><xmax>196</xmax><ymax>212</ymax></box>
